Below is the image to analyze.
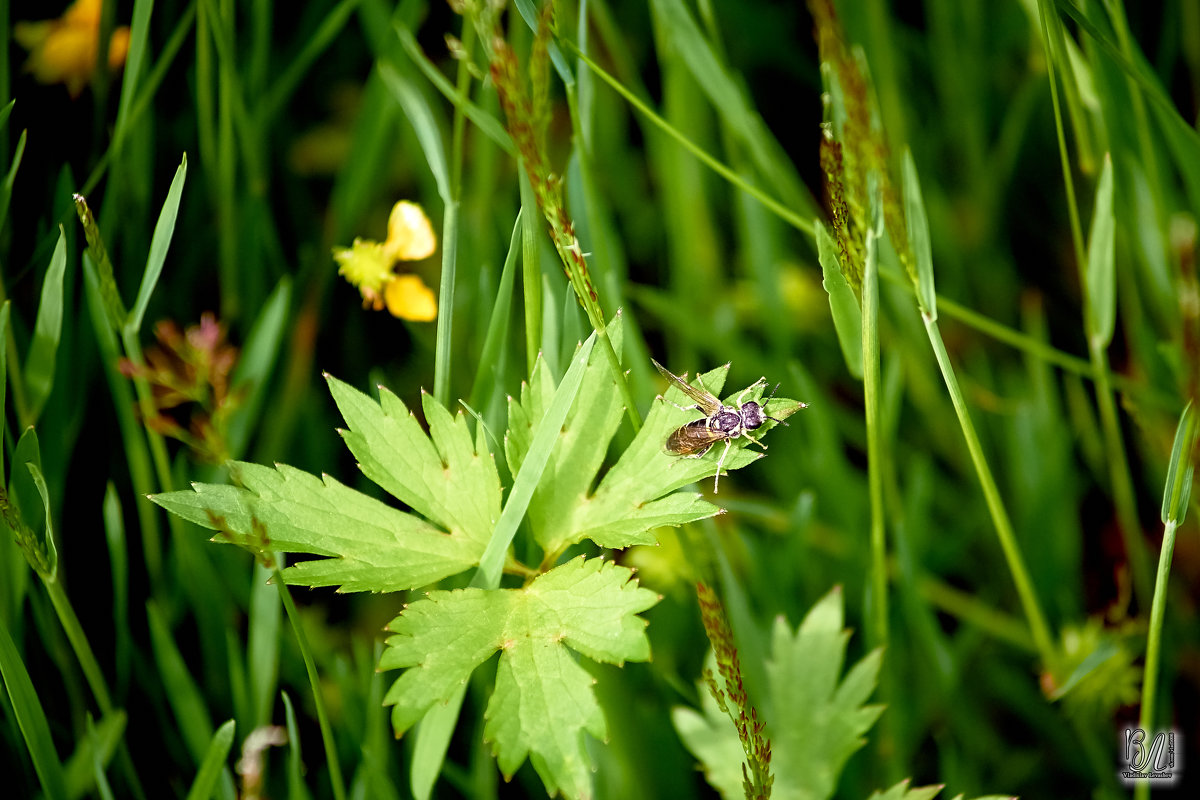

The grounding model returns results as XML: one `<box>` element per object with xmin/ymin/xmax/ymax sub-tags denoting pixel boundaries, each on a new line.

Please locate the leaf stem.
<box><xmin>1133</xmin><ymin>515</ymin><xmax>1180</xmax><ymax>800</ymax></box>
<box><xmin>862</xmin><ymin>228</ymin><xmax>887</xmax><ymax>648</ymax></box>
<box><xmin>274</xmin><ymin>568</ymin><xmax>347</xmax><ymax>800</ymax></box>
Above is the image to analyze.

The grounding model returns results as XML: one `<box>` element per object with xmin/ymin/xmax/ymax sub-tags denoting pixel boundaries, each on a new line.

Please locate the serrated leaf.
<box><xmin>505</xmin><ymin>317</ymin><xmax>625</xmax><ymax>553</ymax></box>
<box><xmin>865</xmin><ymin>780</ymin><xmax>945</xmax><ymax>800</ymax></box>
<box><xmin>576</xmin><ymin>364</ymin><xmax>804</xmax><ymax>547</ymax></box>
<box><xmin>328</xmin><ymin>375</ymin><xmax>501</xmax><ymax>549</ymax></box>
<box><xmin>674</xmin><ymin>587</ymin><xmax>883</xmax><ymax>800</ymax></box>
<box><xmin>381</xmin><ymin>557</ymin><xmax>658</xmax><ymax>798</ymax></box>
<box><xmin>151</xmin><ymin>461</ymin><xmax>484</xmax><ymax>592</ymax></box>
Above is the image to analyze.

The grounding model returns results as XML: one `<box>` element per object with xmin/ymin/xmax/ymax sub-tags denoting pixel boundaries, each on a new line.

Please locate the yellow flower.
<box><xmin>385</xmin><ymin>275</ymin><xmax>438</xmax><ymax>321</ymax></box>
<box><xmin>332</xmin><ymin>201</ymin><xmax>438</xmax><ymax>321</ymax></box>
<box><xmin>333</xmin><ymin>239</ymin><xmax>392</xmax><ymax>305</ymax></box>
<box><xmin>383</xmin><ymin>201</ymin><xmax>437</xmax><ymax>261</ymax></box>
<box><xmin>14</xmin><ymin>0</ymin><xmax>131</xmax><ymax>98</ymax></box>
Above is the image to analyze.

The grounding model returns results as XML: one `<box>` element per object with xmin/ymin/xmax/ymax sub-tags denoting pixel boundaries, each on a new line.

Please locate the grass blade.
<box><xmin>24</xmin><ymin>227</ymin><xmax>67</xmax><ymax>424</ymax></box>
<box><xmin>146</xmin><ymin>601</ymin><xmax>217</xmax><ymax>765</ymax></box>
<box><xmin>902</xmin><ymin>148</ymin><xmax>936</xmax><ymax>320</ymax></box>
<box><xmin>1085</xmin><ymin>154</ymin><xmax>1115</xmax><ymax>347</ymax></box>
<box><xmin>1161</xmin><ymin>402</ymin><xmax>1196</xmax><ymax>525</ymax></box>
<box><xmin>127</xmin><ymin>154</ymin><xmax>188</xmax><ymax>335</ymax></box>
<box><xmin>474</xmin><ymin>330</ymin><xmax>597</xmax><ymax>588</ymax></box>
<box><xmin>0</xmin><ymin>618</ymin><xmax>69</xmax><ymax>800</ymax></box>
<box><xmin>229</xmin><ymin>277</ymin><xmax>292</xmax><ymax>459</ymax></box>
<box><xmin>377</xmin><ymin>62</ymin><xmax>450</xmax><ymax>204</ymax></box>
<box><xmin>184</xmin><ymin>719</ymin><xmax>236</xmax><ymax>800</ymax></box>
<box><xmin>0</xmin><ymin>128</ymin><xmax>24</xmax><ymax>233</ymax></box>
<box><xmin>815</xmin><ymin>219</ymin><xmax>863</xmax><ymax>378</ymax></box>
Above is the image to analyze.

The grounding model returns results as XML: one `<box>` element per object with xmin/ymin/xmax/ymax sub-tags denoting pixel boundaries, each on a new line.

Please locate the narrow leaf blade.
<box><xmin>24</xmin><ymin>228</ymin><xmax>68</xmax><ymax>422</ymax></box>
<box><xmin>816</xmin><ymin>219</ymin><xmax>864</xmax><ymax>377</ymax></box>
<box><xmin>902</xmin><ymin>148</ymin><xmax>936</xmax><ymax>319</ymax></box>
<box><xmin>128</xmin><ymin>154</ymin><xmax>188</xmax><ymax>334</ymax></box>
<box><xmin>1085</xmin><ymin>153</ymin><xmax>1116</xmax><ymax>346</ymax></box>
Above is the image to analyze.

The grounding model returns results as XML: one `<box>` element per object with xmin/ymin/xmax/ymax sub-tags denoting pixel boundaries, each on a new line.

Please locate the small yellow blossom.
<box><xmin>384</xmin><ymin>275</ymin><xmax>438</xmax><ymax>321</ymax></box>
<box><xmin>15</xmin><ymin>0</ymin><xmax>131</xmax><ymax>98</ymax></box>
<box><xmin>333</xmin><ymin>238</ymin><xmax>392</xmax><ymax>308</ymax></box>
<box><xmin>383</xmin><ymin>201</ymin><xmax>437</xmax><ymax>261</ymax></box>
<box><xmin>332</xmin><ymin>201</ymin><xmax>438</xmax><ymax>321</ymax></box>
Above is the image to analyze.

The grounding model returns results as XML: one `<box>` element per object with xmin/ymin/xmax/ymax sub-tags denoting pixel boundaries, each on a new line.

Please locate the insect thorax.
<box><xmin>711</xmin><ymin>409</ymin><xmax>742</xmax><ymax>434</ymax></box>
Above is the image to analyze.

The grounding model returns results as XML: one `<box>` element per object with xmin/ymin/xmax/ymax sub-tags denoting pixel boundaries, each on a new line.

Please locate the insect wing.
<box><xmin>665</xmin><ymin>420</ymin><xmax>726</xmax><ymax>456</ymax></box>
<box><xmin>651</xmin><ymin>358</ymin><xmax>722</xmax><ymax>415</ymax></box>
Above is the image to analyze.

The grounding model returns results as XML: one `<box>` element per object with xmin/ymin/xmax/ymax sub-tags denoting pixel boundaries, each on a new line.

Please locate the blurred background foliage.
<box><xmin>1</xmin><ymin>0</ymin><xmax>1198</xmax><ymax>797</ymax></box>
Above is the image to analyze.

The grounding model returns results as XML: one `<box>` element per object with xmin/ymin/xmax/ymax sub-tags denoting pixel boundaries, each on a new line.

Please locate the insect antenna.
<box><xmin>759</xmin><ymin>383</ymin><xmax>792</xmax><ymax>426</ymax></box>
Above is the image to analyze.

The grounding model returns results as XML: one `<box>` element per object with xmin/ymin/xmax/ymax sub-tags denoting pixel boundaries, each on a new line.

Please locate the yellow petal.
<box><xmin>333</xmin><ymin>238</ymin><xmax>392</xmax><ymax>294</ymax></box>
<box><xmin>108</xmin><ymin>27</ymin><xmax>131</xmax><ymax>70</ymax></box>
<box><xmin>384</xmin><ymin>275</ymin><xmax>438</xmax><ymax>321</ymax></box>
<box><xmin>33</xmin><ymin>25</ymin><xmax>98</xmax><ymax>96</ymax></box>
<box><xmin>383</xmin><ymin>201</ymin><xmax>436</xmax><ymax>261</ymax></box>
<box><xmin>64</xmin><ymin>0</ymin><xmax>104</xmax><ymax>28</ymax></box>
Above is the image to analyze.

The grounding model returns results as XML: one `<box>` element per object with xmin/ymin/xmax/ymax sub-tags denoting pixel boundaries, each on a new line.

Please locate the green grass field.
<box><xmin>1</xmin><ymin>1</ymin><xmax>1197</xmax><ymax>798</ymax></box>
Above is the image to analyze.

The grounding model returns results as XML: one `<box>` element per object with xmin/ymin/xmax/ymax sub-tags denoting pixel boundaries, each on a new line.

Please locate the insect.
<box><xmin>651</xmin><ymin>359</ymin><xmax>792</xmax><ymax>493</ymax></box>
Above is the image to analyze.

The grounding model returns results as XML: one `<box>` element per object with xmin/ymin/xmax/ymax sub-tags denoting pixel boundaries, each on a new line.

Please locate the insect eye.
<box><xmin>741</xmin><ymin>401</ymin><xmax>765</xmax><ymax>429</ymax></box>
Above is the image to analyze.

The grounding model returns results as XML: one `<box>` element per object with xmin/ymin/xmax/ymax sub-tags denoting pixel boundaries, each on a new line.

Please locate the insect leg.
<box><xmin>735</xmin><ymin>377</ymin><xmax>769</xmax><ymax>407</ymax></box>
<box><xmin>657</xmin><ymin>394</ymin><xmax>705</xmax><ymax>415</ymax></box>
<box><xmin>712</xmin><ymin>438</ymin><xmax>733</xmax><ymax>493</ymax></box>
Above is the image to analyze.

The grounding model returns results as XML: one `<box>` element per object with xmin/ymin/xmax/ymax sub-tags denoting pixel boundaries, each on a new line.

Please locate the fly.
<box><xmin>651</xmin><ymin>359</ymin><xmax>795</xmax><ymax>493</ymax></box>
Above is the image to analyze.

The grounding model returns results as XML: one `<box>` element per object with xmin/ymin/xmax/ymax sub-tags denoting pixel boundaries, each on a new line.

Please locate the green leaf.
<box><xmin>377</xmin><ymin>62</ymin><xmax>450</xmax><ymax>205</ymax></box>
<box><xmin>128</xmin><ymin>154</ymin><xmax>188</xmax><ymax>334</ymax></box>
<box><xmin>391</xmin><ymin>21</ymin><xmax>515</xmax><ymax>157</ymax></box>
<box><xmin>469</xmin><ymin>210</ymin><xmax>523</xmax><ymax>413</ymax></box>
<box><xmin>650</xmin><ymin>0</ymin><xmax>816</xmax><ymax>219</ymax></box>
<box><xmin>483</xmin><ymin>330</ymin><xmax>597</xmax><ymax>582</ymax></box>
<box><xmin>1085</xmin><ymin>153</ymin><xmax>1116</xmax><ymax>347</ymax></box>
<box><xmin>816</xmin><ymin>219</ymin><xmax>864</xmax><ymax>378</ymax></box>
<box><xmin>11</xmin><ymin>428</ymin><xmax>46</xmax><ymax>538</ymax></box>
<box><xmin>380</xmin><ymin>557</ymin><xmax>658</xmax><ymax>799</ymax></box>
<box><xmin>151</xmin><ymin>460</ymin><xmax>485</xmax><ymax>592</ymax></box>
<box><xmin>228</xmin><ymin>277</ymin><xmax>291</xmax><ymax>458</ymax></box>
<box><xmin>24</xmin><ymin>227</ymin><xmax>67</xmax><ymax>423</ymax></box>
<box><xmin>0</xmin><ymin>128</ymin><xmax>26</xmax><ymax>234</ymax></box>
<box><xmin>280</xmin><ymin>693</ymin><xmax>307</xmax><ymax>800</ymax></box>
<box><xmin>571</xmin><ymin>363</ymin><xmax>803</xmax><ymax>546</ymax></box>
<box><xmin>865</xmin><ymin>780</ymin><xmax>946</xmax><ymax>800</ymax></box>
<box><xmin>65</xmin><ymin>711</ymin><xmax>125</xmax><ymax>800</ymax></box>
<box><xmin>0</xmin><ymin>617</ymin><xmax>69</xmax><ymax>800</ymax></box>
<box><xmin>146</xmin><ymin>601</ymin><xmax>214</xmax><ymax>765</ymax></box>
<box><xmin>505</xmin><ymin>319</ymin><xmax>624</xmax><ymax>554</ymax></box>
<box><xmin>23</xmin><ymin>462</ymin><xmax>57</xmax><ymax>581</ymax></box>
<box><xmin>673</xmin><ymin>587</ymin><xmax>883</xmax><ymax>800</ymax></box>
<box><xmin>327</xmin><ymin>374</ymin><xmax>501</xmax><ymax>550</ymax></box>
<box><xmin>902</xmin><ymin>149</ymin><xmax>936</xmax><ymax>319</ymax></box>
<box><xmin>184</xmin><ymin>719</ymin><xmax>236</xmax><ymax>800</ymax></box>
<box><xmin>0</xmin><ymin>301</ymin><xmax>9</xmax><ymax>478</ymax></box>
<box><xmin>1161</xmin><ymin>401</ymin><xmax>1196</xmax><ymax>525</ymax></box>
